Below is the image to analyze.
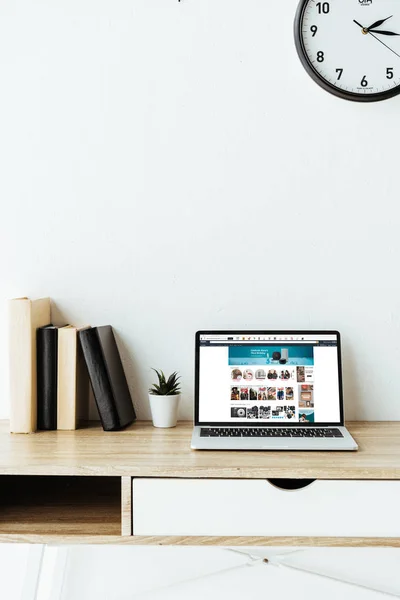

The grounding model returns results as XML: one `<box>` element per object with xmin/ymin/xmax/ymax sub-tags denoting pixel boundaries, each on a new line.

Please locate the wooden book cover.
<box><xmin>9</xmin><ymin>297</ymin><xmax>51</xmax><ymax>433</ymax></box>
<box><xmin>57</xmin><ymin>325</ymin><xmax>90</xmax><ymax>430</ymax></box>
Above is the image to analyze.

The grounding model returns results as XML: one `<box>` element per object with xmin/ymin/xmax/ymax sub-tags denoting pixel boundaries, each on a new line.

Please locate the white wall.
<box><xmin>0</xmin><ymin>0</ymin><xmax>398</xmax><ymax>422</ymax></box>
<box><xmin>1</xmin><ymin>545</ymin><xmax>399</xmax><ymax>599</ymax></box>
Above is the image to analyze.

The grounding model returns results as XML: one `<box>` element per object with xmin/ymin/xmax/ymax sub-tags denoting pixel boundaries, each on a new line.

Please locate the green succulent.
<box><xmin>149</xmin><ymin>369</ymin><xmax>181</xmax><ymax>396</ymax></box>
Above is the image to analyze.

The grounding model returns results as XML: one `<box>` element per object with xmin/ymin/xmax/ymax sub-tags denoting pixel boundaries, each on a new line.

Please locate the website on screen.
<box><xmin>198</xmin><ymin>334</ymin><xmax>341</xmax><ymax>424</ymax></box>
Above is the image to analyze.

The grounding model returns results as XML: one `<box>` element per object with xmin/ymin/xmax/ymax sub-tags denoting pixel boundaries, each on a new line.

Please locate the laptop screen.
<box><xmin>196</xmin><ymin>331</ymin><xmax>343</xmax><ymax>426</ymax></box>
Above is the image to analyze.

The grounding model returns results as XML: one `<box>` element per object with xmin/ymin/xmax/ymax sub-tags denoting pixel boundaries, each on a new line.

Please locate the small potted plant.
<box><xmin>148</xmin><ymin>369</ymin><xmax>181</xmax><ymax>428</ymax></box>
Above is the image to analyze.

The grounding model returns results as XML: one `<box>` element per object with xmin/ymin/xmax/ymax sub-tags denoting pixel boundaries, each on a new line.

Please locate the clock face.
<box><xmin>294</xmin><ymin>0</ymin><xmax>400</xmax><ymax>101</ymax></box>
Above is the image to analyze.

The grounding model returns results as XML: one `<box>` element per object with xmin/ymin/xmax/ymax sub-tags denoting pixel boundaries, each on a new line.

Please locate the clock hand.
<box><xmin>369</xmin><ymin>29</ymin><xmax>400</xmax><ymax>36</ymax></box>
<box><xmin>368</xmin><ymin>30</ymin><xmax>400</xmax><ymax>58</ymax></box>
<box><xmin>353</xmin><ymin>16</ymin><xmax>397</xmax><ymax>35</ymax></box>
<box><xmin>367</xmin><ymin>15</ymin><xmax>393</xmax><ymax>30</ymax></box>
<box><xmin>353</xmin><ymin>18</ymin><xmax>400</xmax><ymax>55</ymax></box>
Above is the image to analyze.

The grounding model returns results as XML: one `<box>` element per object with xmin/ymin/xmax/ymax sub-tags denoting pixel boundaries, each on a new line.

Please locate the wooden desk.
<box><xmin>0</xmin><ymin>421</ymin><xmax>399</xmax><ymax>547</ymax></box>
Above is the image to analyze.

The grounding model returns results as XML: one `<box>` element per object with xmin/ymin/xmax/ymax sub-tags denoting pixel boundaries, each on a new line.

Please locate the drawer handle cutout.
<box><xmin>267</xmin><ymin>479</ymin><xmax>315</xmax><ymax>491</ymax></box>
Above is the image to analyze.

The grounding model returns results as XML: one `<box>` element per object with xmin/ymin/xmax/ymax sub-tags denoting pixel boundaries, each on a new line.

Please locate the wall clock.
<box><xmin>294</xmin><ymin>0</ymin><xmax>400</xmax><ymax>101</ymax></box>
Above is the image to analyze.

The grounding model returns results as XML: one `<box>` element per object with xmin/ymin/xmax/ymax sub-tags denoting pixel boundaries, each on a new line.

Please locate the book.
<box><xmin>57</xmin><ymin>325</ymin><xmax>90</xmax><ymax>430</ymax></box>
<box><xmin>9</xmin><ymin>297</ymin><xmax>51</xmax><ymax>433</ymax></box>
<box><xmin>78</xmin><ymin>326</ymin><xmax>136</xmax><ymax>431</ymax></box>
<box><xmin>37</xmin><ymin>325</ymin><xmax>61</xmax><ymax>430</ymax></box>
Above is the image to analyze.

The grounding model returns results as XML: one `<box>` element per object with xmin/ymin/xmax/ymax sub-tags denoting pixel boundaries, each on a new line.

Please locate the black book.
<box><xmin>37</xmin><ymin>325</ymin><xmax>58</xmax><ymax>430</ymax></box>
<box><xmin>78</xmin><ymin>326</ymin><xmax>136</xmax><ymax>431</ymax></box>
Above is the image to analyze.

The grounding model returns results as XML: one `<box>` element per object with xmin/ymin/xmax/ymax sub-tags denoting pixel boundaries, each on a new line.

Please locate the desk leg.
<box><xmin>20</xmin><ymin>545</ymin><xmax>44</xmax><ymax>600</ymax></box>
<box><xmin>25</xmin><ymin>546</ymin><xmax>69</xmax><ymax>600</ymax></box>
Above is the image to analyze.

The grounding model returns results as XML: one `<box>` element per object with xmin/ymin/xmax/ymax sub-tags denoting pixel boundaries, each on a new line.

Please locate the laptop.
<box><xmin>191</xmin><ymin>330</ymin><xmax>358</xmax><ymax>451</ymax></box>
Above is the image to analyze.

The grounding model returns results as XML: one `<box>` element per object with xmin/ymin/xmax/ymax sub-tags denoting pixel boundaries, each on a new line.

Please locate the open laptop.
<box><xmin>191</xmin><ymin>330</ymin><xmax>358</xmax><ymax>451</ymax></box>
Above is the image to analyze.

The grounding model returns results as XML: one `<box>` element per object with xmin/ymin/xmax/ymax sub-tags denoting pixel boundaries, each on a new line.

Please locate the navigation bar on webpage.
<box><xmin>201</xmin><ymin>334</ymin><xmax>337</xmax><ymax>342</ymax></box>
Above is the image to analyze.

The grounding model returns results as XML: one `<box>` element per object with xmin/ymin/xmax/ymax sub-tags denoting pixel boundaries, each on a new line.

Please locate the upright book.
<box><xmin>9</xmin><ymin>297</ymin><xmax>51</xmax><ymax>433</ymax></box>
<box><xmin>57</xmin><ymin>325</ymin><xmax>90</xmax><ymax>430</ymax></box>
<box><xmin>37</xmin><ymin>325</ymin><xmax>64</xmax><ymax>430</ymax></box>
<box><xmin>79</xmin><ymin>326</ymin><xmax>136</xmax><ymax>431</ymax></box>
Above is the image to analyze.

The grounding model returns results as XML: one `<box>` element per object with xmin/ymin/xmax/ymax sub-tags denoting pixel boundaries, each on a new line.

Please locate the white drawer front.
<box><xmin>132</xmin><ymin>479</ymin><xmax>400</xmax><ymax>537</ymax></box>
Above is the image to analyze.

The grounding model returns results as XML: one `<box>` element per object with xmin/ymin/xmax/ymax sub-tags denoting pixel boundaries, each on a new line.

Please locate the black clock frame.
<box><xmin>294</xmin><ymin>0</ymin><xmax>400</xmax><ymax>102</ymax></box>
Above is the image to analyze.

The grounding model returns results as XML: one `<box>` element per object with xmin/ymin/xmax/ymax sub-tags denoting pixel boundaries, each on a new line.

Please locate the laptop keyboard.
<box><xmin>200</xmin><ymin>427</ymin><xmax>343</xmax><ymax>438</ymax></box>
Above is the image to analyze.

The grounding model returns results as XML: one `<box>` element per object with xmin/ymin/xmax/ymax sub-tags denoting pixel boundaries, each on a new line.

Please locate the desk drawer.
<box><xmin>132</xmin><ymin>479</ymin><xmax>400</xmax><ymax>537</ymax></box>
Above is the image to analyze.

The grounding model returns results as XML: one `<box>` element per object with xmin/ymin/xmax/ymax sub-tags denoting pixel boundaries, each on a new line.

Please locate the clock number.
<box><xmin>387</xmin><ymin>68</ymin><xmax>394</xmax><ymax>79</ymax></box>
<box><xmin>361</xmin><ymin>76</ymin><xmax>368</xmax><ymax>87</ymax></box>
<box><xmin>310</xmin><ymin>25</ymin><xmax>318</xmax><ymax>36</ymax></box>
<box><xmin>316</xmin><ymin>2</ymin><xmax>330</xmax><ymax>14</ymax></box>
<box><xmin>336</xmin><ymin>68</ymin><xmax>343</xmax><ymax>80</ymax></box>
<box><xmin>317</xmin><ymin>51</ymin><xmax>324</xmax><ymax>63</ymax></box>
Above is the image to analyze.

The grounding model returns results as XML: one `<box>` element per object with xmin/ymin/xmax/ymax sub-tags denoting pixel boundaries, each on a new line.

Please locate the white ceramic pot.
<box><xmin>149</xmin><ymin>393</ymin><xmax>181</xmax><ymax>428</ymax></box>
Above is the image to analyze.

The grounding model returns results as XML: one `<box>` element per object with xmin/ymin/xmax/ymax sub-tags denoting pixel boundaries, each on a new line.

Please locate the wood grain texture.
<box><xmin>1</xmin><ymin>421</ymin><xmax>400</xmax><ymax>479</ymax></box>
<box><xmin>0</xmin><ymin>534</ymin><xmax>399</xmax><ymax>547</ymax></box>
<box><xmin>121</xmin><ymin>476</ymin><xmax>132</xmax><ymax>536</ymax></box>
<box><xmin>0</xmin><ymin>476</ymin><xmax>121</xmax><ymax>536</ymax></box>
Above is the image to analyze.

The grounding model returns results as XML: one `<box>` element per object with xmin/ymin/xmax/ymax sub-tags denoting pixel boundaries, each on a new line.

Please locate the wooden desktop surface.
<box><xmin>0</xmin><ymin>420</ymin><xmax>399</xmax><ymax>479</ymax></box>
